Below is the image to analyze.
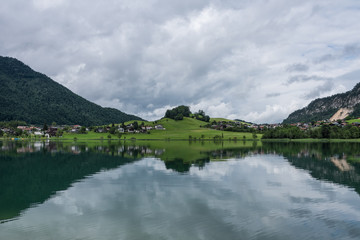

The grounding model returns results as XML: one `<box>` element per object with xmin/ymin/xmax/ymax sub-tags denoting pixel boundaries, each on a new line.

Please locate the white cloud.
<box><xmin>1</xmin><ymin>0</ymin><xmax>360</xmax><ymax>123</ymax></box>
<box><xmin>244</xmin><ymin>104</ymin><xmax>299</xmax><ymax>124</ymax></box>
<box><xmin>33</xmin><ymin>0</ymin><xmax>66</xmax><ymax>11</ymax></box>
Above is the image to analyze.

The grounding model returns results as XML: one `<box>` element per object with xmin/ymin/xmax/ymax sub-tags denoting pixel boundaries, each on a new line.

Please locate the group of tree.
<box><xmin>0</xmin><ymin>120</ymin><xmax>27</xmax><ymax>137</ymax></box>
<box><xmin>164</xmin><ymin>105</ymin><xmax>210</xmax><ymax>122</ymax></box>
<box><xmin>165</xmin><ymin>105</ymin><xmax>191</xmax><ymax>120</ymax></box>
<box><xmin>192</xmin><ymin>110</ymin><xmax>210</xmax><ymax>122</ymax></box>
<box><xmin>0</xmin><ymin>120</ymin><xmax>27</xmax><ymax>129</ymax></box>
<box><xmin>262</xmin><ymin>124</ymin><xmax>360</xmax><ymax>139</ymax></box>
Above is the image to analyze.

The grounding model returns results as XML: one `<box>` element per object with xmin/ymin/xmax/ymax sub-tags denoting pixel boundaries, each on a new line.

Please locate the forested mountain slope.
<box><xmin>0</xmin><ymin>56</ymin><xmax>142</xmax><ymax>125</ymax></box>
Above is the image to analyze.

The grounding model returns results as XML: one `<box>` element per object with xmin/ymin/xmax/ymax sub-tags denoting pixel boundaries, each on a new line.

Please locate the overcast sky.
<box><xmin>1</xmin><ymin>0</ymin><xmax>360</xmax><ymax>123</ymax></box>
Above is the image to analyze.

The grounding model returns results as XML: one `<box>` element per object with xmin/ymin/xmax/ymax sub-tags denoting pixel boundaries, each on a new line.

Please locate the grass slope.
<box><xmin>62</xmin><ymin>117</ymin><xmax>261</xmax><ymax>140</ymax></box>
<box><xmin>347</xmin><ymin>118</ymin><xmax>360</xmax><ymax>124</ymax></box>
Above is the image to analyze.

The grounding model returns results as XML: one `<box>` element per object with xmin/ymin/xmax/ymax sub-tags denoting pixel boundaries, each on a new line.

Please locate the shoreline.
<box><xmin>1</xmin><ymin>137</ymin><xmax>360</xmax><ymax>142</ymax></box>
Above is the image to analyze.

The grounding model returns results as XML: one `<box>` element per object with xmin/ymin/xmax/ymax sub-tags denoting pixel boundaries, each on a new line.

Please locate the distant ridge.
<box><xmin>0</xmin><ymin>56</ymin><xmax>143</xmax><ymax>125</ymax></box>
<box><xmin>283</xmin><ymin>82</ymin><xmax>360</xmax><ymax>123</ymax></box>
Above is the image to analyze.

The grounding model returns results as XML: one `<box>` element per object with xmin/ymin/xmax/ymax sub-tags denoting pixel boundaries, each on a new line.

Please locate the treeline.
<box><xmin>0</xmin><ymin>120</ymin><xmax>27</xmax><ymax>129</ymax></box>
<box><xmin>0</xmin><ymin>120</ymin><xmax>27</xmax><ymax>137</ymax></box>
<box><xmin>263</xmin><ymin>124</ymin><xmax>360</xmax><ymax>139</ymax></box>
<box><xmin>164</xmin><ymin>105</ymin><xmax>210</xmax><ymax>122</ymax></box>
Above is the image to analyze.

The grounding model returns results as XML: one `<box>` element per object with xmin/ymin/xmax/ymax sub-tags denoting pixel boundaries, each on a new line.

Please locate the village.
<box><xmin>1</xmin><ymin>117</ymin><xmax>360</xmax><ymax>139</ymax></box>
<box><xmin>0</xmin><ymin>121</ymin><xmax>166</xmax><ymax>138</ymax></box>
<box><xmin>208</xmin><ymin>119</ymin><xmax>360</xmax><ymax>132</ymax></box>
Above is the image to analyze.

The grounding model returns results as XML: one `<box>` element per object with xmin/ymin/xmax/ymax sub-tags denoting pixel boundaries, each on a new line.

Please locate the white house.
<box><xmin>155</xmin><ymin>125</ymin><xmax>165</xmax><ymax>130</ymax></box>
<box><xmin>34</xmin><ymin>131</ymin><xmax>43</xmax><ymax>136</ymax></box>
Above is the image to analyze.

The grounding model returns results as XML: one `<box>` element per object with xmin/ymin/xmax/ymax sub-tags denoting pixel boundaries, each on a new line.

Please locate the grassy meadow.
<box><xmin>61</xmin><ymin>117</ymin><xmax>261</xmax><ymax>141</ymax></box>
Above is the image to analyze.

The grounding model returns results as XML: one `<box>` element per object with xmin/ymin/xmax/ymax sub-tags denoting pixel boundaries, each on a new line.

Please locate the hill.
<box><xmin>0</xmin><ymin>56</ymin><xmax>142</xmax><ymax>126</ymax></box>
<box><xmin>283</xmin><ymin>82</ymin><xmax>360</xmax><ymax>123</ymax></box>
<box><xmin>63</xmin><ymin>117</ymin><xmax>261</xmax><ymax>140</ymax></box>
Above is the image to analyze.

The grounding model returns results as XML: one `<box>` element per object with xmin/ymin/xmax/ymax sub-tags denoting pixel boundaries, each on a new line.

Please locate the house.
<box><xmin>96</xmin><ymin>128</ymin><xmax>105</xmax><ymax>133</ymax></box>
<box><xmin>71</xmin><ymin>128</ymin><xmax>79</xmax><ymax>133</ymax></box>
<box><xmin>47</xmin><ymin>127</ymin><xmax>58</xmax><ymax>137</ymax></box>
<box><xmin>155</xmin><ymin>125</ymin><xmax>165</xmax><ymax>130</ymax></box>
<box><xmin>34</xmin><ymin>131</ymin><xmax>42</xmax><ymax>136</ymax></box>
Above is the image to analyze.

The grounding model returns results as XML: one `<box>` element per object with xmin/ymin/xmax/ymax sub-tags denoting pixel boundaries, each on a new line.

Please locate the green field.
<box><xmin>61</xmin><ymin>117</ymin><xmax>260</xmax><ymax>141</ymax></box>
<box><xmin>347</xmin><ymin>118</ymin><xmax>360</xmax><ymax>124</ymax></box>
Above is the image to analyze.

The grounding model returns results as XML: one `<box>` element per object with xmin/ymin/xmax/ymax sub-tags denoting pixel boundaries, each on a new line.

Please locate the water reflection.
<box><xmin>262</xmin><ymin>142</ymin><xmax>360</xmax><ymax>195</ymax></box>
<box><xmin>1</xmin><ymin>140</ymin><xmax>360</xmax><ymax>239</ymax></box>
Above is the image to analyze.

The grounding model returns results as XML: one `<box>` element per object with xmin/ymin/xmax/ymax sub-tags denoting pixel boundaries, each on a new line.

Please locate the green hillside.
<box><xmin>63</xmin><ymin>117</ymin><xmax>261</xmax><ymax>140</ymax></box>
<box><xmin>0</xmin><ymin>56</ymin><xmax>142</xmax><ymax>126</ymax></box>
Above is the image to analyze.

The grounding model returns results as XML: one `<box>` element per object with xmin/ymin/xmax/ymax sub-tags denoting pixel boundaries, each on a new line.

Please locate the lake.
<box><xmin>1</xmin><ymin>140</ymin><xmax>360</xmax><ymax>239</ymax></box>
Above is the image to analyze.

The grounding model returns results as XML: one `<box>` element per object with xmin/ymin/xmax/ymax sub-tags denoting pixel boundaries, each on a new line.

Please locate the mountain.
<box><xmin>0</xmin><ymin>56</ymin><xmax>143</xmax><ymax>126</ymax></box>
<box><xmin>283</xmin><ymin>83</ymin><xmax>360</xmax><ymax>123</ymax></box>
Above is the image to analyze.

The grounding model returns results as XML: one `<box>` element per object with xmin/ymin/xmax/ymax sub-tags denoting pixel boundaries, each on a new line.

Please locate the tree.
<box><xmin>350</xmin><ymin>126</ymin><xmax>359</xmax><ymax>139</ymax></box>
<box><xmin>204</xmin><ymin>115</ymin><xmax>210</xmax><ymax>122</ymax></box>
<box><xmin>52</xmin><ymin>121</ymin><xmax>57</xmax><ymax>126</ymax></box>
<box><xmin>117</xmin><ymin>132</ymin><xmax>122</xmax><ymax>139</ymax></box>
<box><xmin>56</xmin><ymin>129</ymin><xmax>63</xmax><ymax>137</ymax></box>
<box><xmin>43</xmin><ymin>123</ymin><xmax>48</xmax><ymax>131</ymax></box>
<box><xmin>14</xmin><ymin>128</ymin><xmax>23</xmax><ymax>136</ymax></box>
<box><xmin>174</xmin><ymin>114</ymin><xmax>183</xmax><ymax>121</ymax></box>
<box><xmin>109</xmin><ymin>126</ymin><xmax>116</xmax><ymax>134</ymax></box>
<box><xmin>133</xmin><ymin>121</ymin><xmax>139</xmax><ymax>130</ymax></box>
<box><xmin>165</xmin><ymin>105</ymin><xmax>191</xmax><ymax>120</ymax></box>
<box><xmin>252</xmin><ymin>133</ymin><xmax>257</xmax><ymax>139</ymax></box>
<box><xmin>79</xmin><ymin>126</ymin><xmax>87</xmax><ymax>134</ymax></box>
<box><xmin>321</xmin><ymin>125</ymin><xmax>331</xmax><ymax>138</ymax></box>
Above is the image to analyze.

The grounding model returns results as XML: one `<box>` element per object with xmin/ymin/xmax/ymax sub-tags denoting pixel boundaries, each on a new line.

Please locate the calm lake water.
<box><xmin>1</xmin><ymin>140</ymin><xmax>360</xmax><ymax>239</ymax></box>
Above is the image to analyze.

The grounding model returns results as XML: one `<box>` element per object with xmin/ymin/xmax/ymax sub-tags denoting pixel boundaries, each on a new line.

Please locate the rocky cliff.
<box><xmin>283</xmin><ymin>83</ymin><xmax>360</xmax><ymax>123</ymax></box>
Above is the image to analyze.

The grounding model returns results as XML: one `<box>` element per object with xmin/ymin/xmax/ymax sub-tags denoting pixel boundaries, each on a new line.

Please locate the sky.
<box><xmin>1</xmin><ymin>0</ymin><xmax>360</xmax><ymax>123</ymax></box>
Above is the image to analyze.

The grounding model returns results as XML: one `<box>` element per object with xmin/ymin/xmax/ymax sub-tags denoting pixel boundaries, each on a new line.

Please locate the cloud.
<box><xmin>315</xmin><ymin>44</ymin><xmax>360</xmax><ymax>63</ymax></box>
<box><xmin>266</xmin><ymin>93</ymin><xmax>281</xmax><ymax>98</ymax></box>
<box><xmin>286</xmin><ymin>63</ymin><xmax>309</xmax><ymax>72</ymax></box>
<box><xmin>32</xmin><ymin>0</ymin><xmax>66</xmax><ymax>10</ymax></box>
<box><xmin>1</xmin><ymin>0</ymin><xmax>360</xmax><ymax>123</ymax></box>
<box><xmin>303</xmin><ymin>80</ymin><xmax>334</xmax><ymax>99</ymax></box>
<box><xmin>287</xmin><ymin>75</ymin><xmax>332</xmax><ymax>84</ymax></box>
<box><xmin>243</xmin><ymin>104</ymin><xmax>298</xmax><ymax>124</ymax></box>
